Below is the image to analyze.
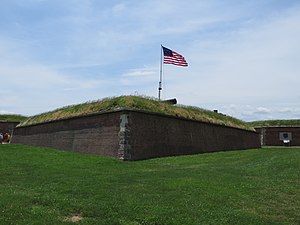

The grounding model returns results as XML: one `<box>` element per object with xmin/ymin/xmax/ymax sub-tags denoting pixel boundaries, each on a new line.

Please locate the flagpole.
<box><xmin>158</xmin><ymin>45</ymin><xmax>163</xmax><ymax>100</ymax></box>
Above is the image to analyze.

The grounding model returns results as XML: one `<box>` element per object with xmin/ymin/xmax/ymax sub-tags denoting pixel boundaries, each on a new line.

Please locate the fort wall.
<box><xmin>124</xmin><ymin>111</ymin><xmax>260</xmax><ymax>160</ymax></box>
<box><xmin>12</xmin><ymin>109</ymin><xmax>260</xmax><ymax>160</ymax></box>
<box><xmin>12</xmin><ymin>112</ymin><xmax>121</xmax><ymax>157</ymax></box>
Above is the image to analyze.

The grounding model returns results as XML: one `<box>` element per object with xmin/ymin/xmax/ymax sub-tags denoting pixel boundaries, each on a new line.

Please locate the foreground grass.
<box><xmin>0</xmin><ymin>145</ymin><xmax>299</xmax><ymax>225</ymax></box>
<box><xmin>19</xmin><ymin>95</ymin><xmax>253</xmax><ymax>131</ymax></box>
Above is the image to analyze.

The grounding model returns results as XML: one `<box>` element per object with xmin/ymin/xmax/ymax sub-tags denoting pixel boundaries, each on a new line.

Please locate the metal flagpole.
<box><xmin>158</xmin><ymin>45</ymin><xmax>163</xmax><ymax>100</ymax></box>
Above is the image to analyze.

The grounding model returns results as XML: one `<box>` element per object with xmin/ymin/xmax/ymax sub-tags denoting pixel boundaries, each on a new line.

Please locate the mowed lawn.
<box><xmin>0</xmin><ymin>145</ymin><xmax>299</xmax><ymax>225</ymax></box>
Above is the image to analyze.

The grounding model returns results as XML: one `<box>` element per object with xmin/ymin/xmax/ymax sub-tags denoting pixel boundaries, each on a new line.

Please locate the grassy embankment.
<box><xmin>0</xmin><ymin>144</ymin><xmax>299</xmax><ymax>225</ymax></box>
<box><xmin>19</xmin><ymin>95</ymin><xmax>254</xmax><ymax>131</ymax></box>
<box><xmin>0</xmin><ymin>114</ymin><xmax>27</xmax><ymax>122</ymax></box>
<box><xmin>249</xmin><ymin>119</ymin><xmax>300</xmax><ymax>127</ymax></box>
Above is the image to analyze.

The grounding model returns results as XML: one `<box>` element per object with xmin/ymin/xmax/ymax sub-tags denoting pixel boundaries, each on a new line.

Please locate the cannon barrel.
<box><xmin>162</xmin><ymin>98</ymin><xmax>177</xmax><ymax>105</ymax></box>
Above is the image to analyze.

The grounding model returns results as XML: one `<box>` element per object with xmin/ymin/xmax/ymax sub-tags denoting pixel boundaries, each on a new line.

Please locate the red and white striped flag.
<box><xmin>162</xmin><ymin>46</ymin><xmax>188</xmax><ymax>67</ymax></box>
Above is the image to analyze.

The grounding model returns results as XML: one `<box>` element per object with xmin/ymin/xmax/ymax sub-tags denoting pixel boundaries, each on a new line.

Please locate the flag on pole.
<box><xmin>162</xmin><ymin>46</ymin><xmax>188</xmax><ymax>67</ymax></box>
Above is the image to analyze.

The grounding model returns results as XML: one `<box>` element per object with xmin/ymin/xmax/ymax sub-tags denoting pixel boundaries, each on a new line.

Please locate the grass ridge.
<box><xmin>0</xmin><ymin>114</ymin><xmax>27</xmax><ymax>122</ymax></box>
<box><xmin>18</xmin><ymin>95</ymin><xmax>254</xmax><ymax>131</ymax></box>
<box><xmin>249</xmin><ymin>119</ymin><xmax>300</xmax><ymax>127</ymax></box>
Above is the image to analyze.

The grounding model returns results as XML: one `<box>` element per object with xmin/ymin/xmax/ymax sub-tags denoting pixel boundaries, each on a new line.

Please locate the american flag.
<box><xmin>162</xmin><ymin>46</ymin><xmax>188</xmax><ymax>67</ymax></box>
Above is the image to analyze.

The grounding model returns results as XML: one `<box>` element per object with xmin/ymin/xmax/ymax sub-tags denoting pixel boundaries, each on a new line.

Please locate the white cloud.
<box><xmin>212</xmin><ymin>104</ymin><xmax>300</xmax><ymax>122</ymax></box>
<box><xmin>112</xmin><ymin>3</ymin><xmax>127</xmax><ymax>16</ymax></box>
<box><xmin>255</xmin><ymin>107</ymin><xmax>271</xmax><ymax>114</ymax></box>
<box><xmin>0</xmin><ymin>110</ymin><xmax>17</xmax><ymax>115</ymax></box>
<box><xmin>0</xmin><ymin>37</ymin><xmax>114</xmax><ymax>115</ymax></box>
<box><xmin>122</xmin><ymin>67</ymin><xmax>157</xmax><ymax>78</ymax></box>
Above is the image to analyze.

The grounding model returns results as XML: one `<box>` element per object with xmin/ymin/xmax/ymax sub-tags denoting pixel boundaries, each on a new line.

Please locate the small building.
<box><xmin>255</xmin><ymin>126</ymin><xmax>300</xmax><ymax>146</ymax></box>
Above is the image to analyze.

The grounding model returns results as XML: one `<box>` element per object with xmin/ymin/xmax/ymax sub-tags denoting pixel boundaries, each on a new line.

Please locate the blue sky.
<box><xmin>0</xmin><ymin>0</ymin><xmax>299</xmax><ymax>121</ymax></box>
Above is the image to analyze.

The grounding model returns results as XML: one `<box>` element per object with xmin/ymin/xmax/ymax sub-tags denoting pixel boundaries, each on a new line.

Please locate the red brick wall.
<box><xmin>12</xmin><ymin>112</ymin><xmax>121</xmax><ymax>157</ymax></box>
<box><xmin>124</xmin><ymin>111</ymin><xmax>261</xmax><ymax>160</ymax></box>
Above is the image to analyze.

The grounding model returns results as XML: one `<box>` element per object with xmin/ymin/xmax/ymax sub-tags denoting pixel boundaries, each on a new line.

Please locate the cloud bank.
<box><xmin>0</xmin><ymin>0</ymin><xmax>299</xmax><ymax>121</ymax></box>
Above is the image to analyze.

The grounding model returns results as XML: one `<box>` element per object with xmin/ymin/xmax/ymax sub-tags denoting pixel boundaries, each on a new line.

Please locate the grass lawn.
<box><xmin>0</xmin><ymin>145</ymin><xmax>299</xmax><ymax>225</ymax></box>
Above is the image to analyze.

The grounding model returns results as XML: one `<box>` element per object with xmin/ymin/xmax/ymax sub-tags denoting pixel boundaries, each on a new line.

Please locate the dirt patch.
<box><xmin>64</xmin><ymin>215</ymin><xmax>82</xmax><ymax>223</ymax></box>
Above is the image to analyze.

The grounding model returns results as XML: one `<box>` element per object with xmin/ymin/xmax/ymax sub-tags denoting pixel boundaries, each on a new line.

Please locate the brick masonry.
<box><xmin>12</xmin><ymin>112</ymin><xmax>121</xmax><ymax>157</ymax></box>
<box><xmin>12</xmin><ymin>109</ymin><xmax>261</xmax><ymax>160</ymax></box>
<box><xmin>255</xmin><ymin>126</ymin><xmax>300</xmax><ymax>146</ymax></box>
<box><xmin>126</xmin><ymin>111</ymin><xmax>260</xmax><ymax>160</ymax></box>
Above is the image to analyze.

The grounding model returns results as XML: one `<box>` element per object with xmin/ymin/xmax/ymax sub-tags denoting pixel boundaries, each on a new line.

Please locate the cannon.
<box><xmin>162</xmin><ymin>98</ymin><xmax>177</xmax><ymax>105</ymax></box>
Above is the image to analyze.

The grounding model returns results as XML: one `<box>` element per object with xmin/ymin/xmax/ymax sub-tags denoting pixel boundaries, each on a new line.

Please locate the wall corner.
<box><xmin>118</xmin><ymin>113</ymin><xmax>132</xmax><ymax>160</ymax></box>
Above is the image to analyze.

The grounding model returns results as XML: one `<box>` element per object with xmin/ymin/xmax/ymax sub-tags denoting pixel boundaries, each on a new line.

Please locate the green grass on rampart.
<box><xmin>19</xmin><ymin>95</ymin><xmax>254</xmax><ymax>131</ymax></box>
<box><xmin>0</xmin><ymin>144</ymin><xmax>299</xmax><ymax>225</ymax></box>
<box><xmin>0</xmin><ymin>114</ymin><xmax>27</xmax><ymax>122</ymax></box>
<box><xmin>249</xmin><ymin>119</ymin><xmax>300</xmax><ymax>127</ymax></box>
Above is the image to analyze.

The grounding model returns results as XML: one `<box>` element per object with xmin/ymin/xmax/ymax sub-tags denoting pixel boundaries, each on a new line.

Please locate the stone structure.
<box><xmin>12</xmin><ymin>109</ymin><xmax>260</xmax><ymax>160</ymax></box>
<box><xmin>255</xmin><ymin>126</ymin><xmax>300</xmax><ymax>146</ymax></box>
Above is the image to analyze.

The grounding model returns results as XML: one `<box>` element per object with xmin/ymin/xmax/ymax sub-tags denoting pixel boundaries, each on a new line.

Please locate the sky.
<box><xmin>0</xmin><ymin>0</ymin><xmax>299</xmax><ymax>121</ymax></box>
